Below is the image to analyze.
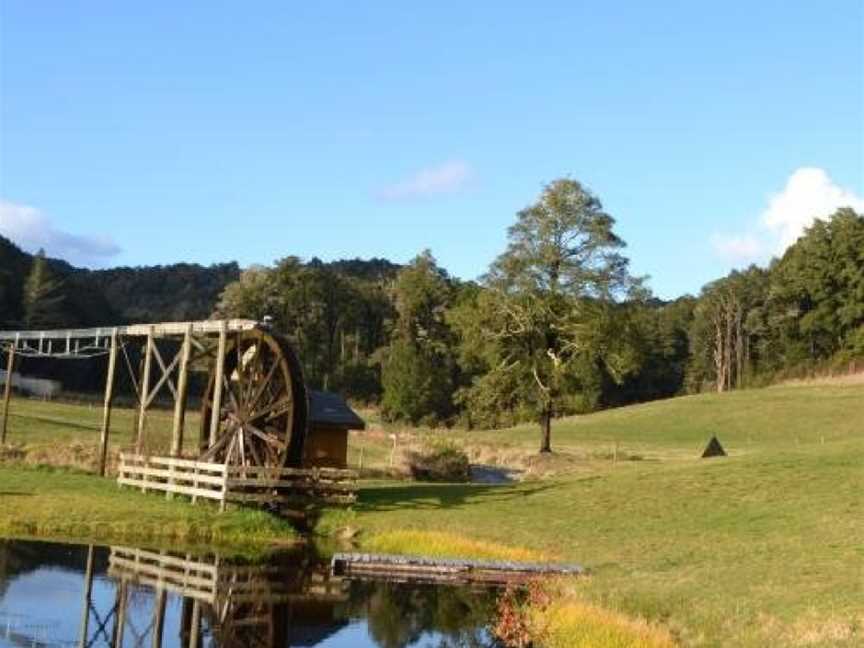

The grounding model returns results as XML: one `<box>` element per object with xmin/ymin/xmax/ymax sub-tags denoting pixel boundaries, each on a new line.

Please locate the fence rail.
<box><xmin>117</xmin><ymin>452</ymin><xmax>357</xmax><ymax>509</ymax></box>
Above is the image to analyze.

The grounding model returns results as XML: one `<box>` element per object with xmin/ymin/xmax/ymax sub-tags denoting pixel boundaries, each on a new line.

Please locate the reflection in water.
<box><xmin>0</xmin><ymin>539</ymin><xmax>503</xmax><ymax>648</ymax></box>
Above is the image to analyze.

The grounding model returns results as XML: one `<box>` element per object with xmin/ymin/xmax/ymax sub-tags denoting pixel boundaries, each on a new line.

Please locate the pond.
<box><xmin>0</xmin><ymin>539</ymin><xmax>505</xmax><ymax>648</ymax></box>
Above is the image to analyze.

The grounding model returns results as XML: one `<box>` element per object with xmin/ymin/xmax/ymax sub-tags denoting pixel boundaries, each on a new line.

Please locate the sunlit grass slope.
<box><xmin>343</xmin><ymin>383</ymin><xmax>864</xmax><ymax>646</ymax></box>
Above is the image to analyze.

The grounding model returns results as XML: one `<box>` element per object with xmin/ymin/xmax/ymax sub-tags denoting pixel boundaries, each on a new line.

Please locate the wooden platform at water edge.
<box><xmin>331</xmin><ymin>553</ymin><xmax>585</xmax><ymax>586</ymax></box>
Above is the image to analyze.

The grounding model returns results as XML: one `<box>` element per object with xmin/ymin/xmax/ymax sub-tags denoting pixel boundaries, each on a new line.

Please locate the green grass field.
<box><xmin>1</xmin><ymin>381</ymin><xmax>862</xmax><ymax>646</ymax></box>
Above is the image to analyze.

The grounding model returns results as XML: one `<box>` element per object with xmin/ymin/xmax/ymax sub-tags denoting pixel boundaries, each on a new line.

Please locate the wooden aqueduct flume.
<box><xmin>0</xmin><ymin>320</ymin><xmax>357</xmax><ymax>509</ymax></box>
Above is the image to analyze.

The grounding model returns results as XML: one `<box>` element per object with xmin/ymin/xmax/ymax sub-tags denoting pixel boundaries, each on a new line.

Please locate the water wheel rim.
<box><xmin>200</xmin><ymin>330</ymin><xmax>308</xmax><ymax>468</ymax></box>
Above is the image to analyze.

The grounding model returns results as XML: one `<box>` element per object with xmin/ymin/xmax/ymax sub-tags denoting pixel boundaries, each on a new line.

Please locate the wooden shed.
<box><xmin>303</xmin><ymin>390</ymin><xmax>365</xmax><ymax>469</ymax></box>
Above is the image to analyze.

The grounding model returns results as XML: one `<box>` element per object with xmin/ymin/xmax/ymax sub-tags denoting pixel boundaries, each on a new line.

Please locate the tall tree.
<box><xmin>473</xmin><ymin>178</ymin><xmax>640</xmax><ymax>452</ymax></box>
<box><xmin>381</xmin><ymin>251</ymin><xmax>457</xmax><ymax>424</ymax></box>
<box><xmin>22</xmin><ymin>249</ymin><xmax>67</xmax><ymax>328</ymax></box>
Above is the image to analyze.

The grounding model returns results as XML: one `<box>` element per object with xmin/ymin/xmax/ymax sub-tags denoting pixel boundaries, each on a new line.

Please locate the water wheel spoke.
<box><xmin>238</xmin><ymin>427</ymin><xmax>246</xmax><ymax>468</ymax></box>
<box><xmin>235</xmin><ymin>335</ymin><xmax>247</xmax><ymax>403</ymax></box>
<box><xmin>245</xmin><ymin>423</ymin><xmax>288</xmax><ymax>451</ymax></box>
<box><xmin>222</xmin><ymin>375</ymin><xmax>242</xmax><ymax>412</ymax></box>
<box><xmin>225</xmin><ymin>431</ymin><xmax>238</xmax><ymax>467</ymax></box>
<box><xmin>247</xmin><ymin>360</ymin><xmax>280</xmax><ymax>415</ymax></box>
<box><xmin>245</xmin><ymin>429</ymin><xmax>264</xmax><ymax>466</ymax></box>
<box><xmin>201</xmin><ymin>422</ymin><xmax>237</xmax><ymax>460</ymax></box>
<box><xmin>248</xmin><ymin>396</ymin><xmax>293</xmax><ymax>423</ymax></box>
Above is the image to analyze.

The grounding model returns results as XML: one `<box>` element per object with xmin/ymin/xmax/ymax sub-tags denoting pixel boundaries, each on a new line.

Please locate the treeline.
<box><xmin>686</xmin><ymin>208</ymin><xmax>864</xmax><ymax>391</ymax></box>
<box><xmin>0</xmin><ymin>235</ymin><xmax>240</xmax><ymax>328</ymax></box>
<box><xmin>2</xmin><ymin>181</ymin><xmax>862</xmax><ymax>449</ymax></box>
<box><xmin>216</xmin><ymin>184</ymin><xmax>862</xmax><ymax>451</ymax></box>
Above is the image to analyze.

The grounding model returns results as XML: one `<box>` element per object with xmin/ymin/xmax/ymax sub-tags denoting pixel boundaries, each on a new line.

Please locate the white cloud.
<box><xmin>377</xmin><ymin>160</ymin><xmax>474</xmax><ymax>201</ymax></box>
<box><xmin>712</xmin><ymin>167</ymin><xmax>863</xmax><ymax>265</ymax></box>
<box><xmin>711</xmin><ymin>233</ymin><xmax>764</xmax><ymax>263</ymax></box>
<box><xmin>0</xmin><ymin>200</ymin><xmax>122</xmax><ymax>267</ymax></box>
<box><xmin>760</xmin><ymin>167</ymin><xmax>864</xmax><ymax>253</ymax></box>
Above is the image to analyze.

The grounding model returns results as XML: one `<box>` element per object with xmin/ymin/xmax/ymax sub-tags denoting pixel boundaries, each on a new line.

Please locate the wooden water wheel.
<box><xmin>199</xmin><ymin>330</ymin><xmax>308</xmax><ymax>468</ymax></box>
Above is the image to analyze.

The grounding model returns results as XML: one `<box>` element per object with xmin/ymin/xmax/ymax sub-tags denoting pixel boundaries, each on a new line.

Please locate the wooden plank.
<box><xmin>1</xmin><ymin>340</ymin><xmax>15</xmax><ymax>444</ymax></box>
<box><xmin>117</xmin><ymin>478</ymin><xmax>225</xmax><ymax>501</ymax></box>
<box><xmin>224</xmin><ymin>465</ymin><xmax>356</xmax><ymax>479</ymax></box>
<box><xmin>119</xmin><ymin>453</ymin><xmax>227</xmax><ymax>473</ymax></box>
<box><xmin>117</xmin><ymin>471</ymin><xmax>222</xmax><ymax>493</ymax></box>
<box><xmin>209</xmin><ymin>321</ymin><xmax>227</xmax><ymax>448</ymax></box>
<box><xmin>226</xmin><ymin>478</ymin><xmax>356</xmax><ymax>491</ymax></box>
<box><xmin>108</xmin><ymin>568</ymin><xmax>215</xmax><ymax>602</ymax></box>
<box><xmin>119</xmin><ymin>466</ymin><xmax>226</xmax><ymax>486</ymax></box>
<box><xmin>111</xmin><ymin>547</ymin><xmax>219</xmax><ymax>577</ymax></box>
<box><xmin>227</xmin><ymin>492</ymin><xmax>356</xmax><ymax>504</ymax></box>
<box><xmin>98</xmin><ymin>330</ymin><xmax>118</xmax><ymax>477</ymax></box>
<box><xmin>109</xmin><ymin>556</ymin><xmax>217</xmax><ymax>589</ymax></box>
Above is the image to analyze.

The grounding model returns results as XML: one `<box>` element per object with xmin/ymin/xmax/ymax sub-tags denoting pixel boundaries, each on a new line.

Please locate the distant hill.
<box><xmin>0</xmin><ymin>235</ymin><xmax>402</xmax><ymax>328</ymax></box>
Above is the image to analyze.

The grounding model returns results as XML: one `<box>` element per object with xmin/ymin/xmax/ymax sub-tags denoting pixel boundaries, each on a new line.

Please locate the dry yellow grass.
<box><xmin>529</xmin><ymin>580</ymin><xmax>678</xmax><ymax>648</ymax></box>
<box><xmin>776</xmin><ymin>370</ymin><xmax>864</xmax><ymax>387</ymax></box>
<box><xmin>363</xmin><ymin>529</ymin><xmax>548</xmax><ymax>562</ymax></box>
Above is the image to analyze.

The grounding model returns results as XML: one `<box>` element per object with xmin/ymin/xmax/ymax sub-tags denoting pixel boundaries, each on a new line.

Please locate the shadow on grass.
<box><xmin>355</xmin><ymin>481</ymin><xmax>556</xmax><ymax>512</ymax></box>
<box><xmin>11</xmin><ymin>412</ymin><xmax>100</xmax><ymax>433</ymax></box>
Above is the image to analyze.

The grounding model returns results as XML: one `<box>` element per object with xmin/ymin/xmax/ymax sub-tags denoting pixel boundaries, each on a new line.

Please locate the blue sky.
<box><xmin>1</xmin><ymin>1</ymin><xmax>862</xmax><ymax>298</ymax></box>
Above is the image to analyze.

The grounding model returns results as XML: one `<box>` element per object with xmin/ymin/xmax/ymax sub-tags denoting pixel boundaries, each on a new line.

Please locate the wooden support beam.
<box><xmin>151</xmin><ymin>342</ymin><xmax>178</xmax><ymax>401</ymax></box>
<box><xmin>77</xmin><ymin>545</ymin><xmax>96</xmax><ymax>648</ymax></box>
<box><xmin>188</xmin><ymin>600</ymin><xmax>201</xmax><ymax>648</ymax></box>
<box><xmin>171</xmin><ymin>324</ymin><xmax>193</xmax><ymax>456</ymax></box>
<box><xmin>1</xmin><ymin>341</ymin><xmax>15</xmax><ymax>445</ymax></box>
<box><xmin>151</xmin><ymin>588</ymin><xmax>167</xmax><ymax>648</ymax></box>
<box><xmin>98</xmin><ymin>330</ymin><xmax>119</xmax><ymax>477</ymax></box>
<box><xmin>167</xmin><ymin>324</ymin><xmax>193</xmax><ymax>501</ymax></box>
<box><xmin>208</xmin><ymin>320</ymin><xmax>228</xmax><ymax>448</ymax></box>
<box><xmin>113</xmin><ymin>580</ymin><xmax>128</xmax><ymax>648</ymax></box>
<box><xmin>136</xmin><ymin>328</ymin><xmax>155</xmax><ymax>454</ymax></box>
<box><xmin>143</xmin><ymin>348</ymin><xmax>181</xmax><ymax>409</ymax></box>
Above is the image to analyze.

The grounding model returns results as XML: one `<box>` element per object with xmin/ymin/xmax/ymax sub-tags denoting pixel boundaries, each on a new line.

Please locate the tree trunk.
<box><xmin>713</xmin><ymin>313</ymin><xmax>725</xmax><ymax>393</ymax></box>
<box><xmin>735</xmin><ymin>306</ymin><xmax>743</xmax><ymax>389</ymax></box>
<box><xmin>539</xmin><ymin>404</ymin><xmax>552</xmax><ymax>453</ymax></box>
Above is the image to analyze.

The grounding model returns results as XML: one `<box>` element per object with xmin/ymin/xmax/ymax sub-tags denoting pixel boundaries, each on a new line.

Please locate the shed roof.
<box><xmin>309</xmin><ymin>390</ymin><xmax>366</xmax><ymax>430</ymax></box>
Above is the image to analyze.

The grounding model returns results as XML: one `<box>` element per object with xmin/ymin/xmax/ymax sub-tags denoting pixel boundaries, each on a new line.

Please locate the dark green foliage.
<box><xmin>458</xmin><ymin>178</ymin><xmax>642</xmax><ymax>450</ymax></box>
<box><xmin>1</xmin><ymin>204</ymin><xmax>861</xmax><ymax>426</ymax></box>
<box><xmin>22</xmin><ymin>250</ymin><xmax>67</xmax><ymax>328</ymax></box>
<box><xmin>685</xmin><ymin>209</ymin><xmax>864</xmax><ymax>391</ymax></box>
<box><xmin>217</xmin><ymin>256</ymin><xmax>398</xmax><ymax>400</ymax></box>
<box><xmin>86</xmin><ymin>262</ymin><xmax>240</xmax><ymax>323</ymax></box>
<box><xmin>380</xmin><ymin>251</ymin><xmax>457</xmax><ymax>423</ymax></box>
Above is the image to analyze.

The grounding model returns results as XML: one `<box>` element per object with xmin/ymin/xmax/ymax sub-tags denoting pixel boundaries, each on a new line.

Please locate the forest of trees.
<box><xmin>2</xmin><ymin>181</ymin><xmax>862</xmax><ymax>451</ymax></box>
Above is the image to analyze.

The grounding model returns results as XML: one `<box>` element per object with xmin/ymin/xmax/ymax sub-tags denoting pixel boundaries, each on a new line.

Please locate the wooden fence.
<box><xmin>117</xmin><ymin>452</ymin><xmax>357</xmax><ymax>510</ymax></box>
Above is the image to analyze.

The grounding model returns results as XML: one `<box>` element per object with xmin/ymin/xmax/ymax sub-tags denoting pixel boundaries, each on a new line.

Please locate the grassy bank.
<box><xmin>0</xmin><ymin>465</ymin><xmax>296</xmax><ymax>549</ymax></box>
<box><xmin>334</xmin><ymin>382</ymin><xmax>864</xmax><ymax>647</ymax></box>
<box><xmin>2</xmin><ymin>382</ymin><xmax>862</xmax><ymax>645</ymax></box>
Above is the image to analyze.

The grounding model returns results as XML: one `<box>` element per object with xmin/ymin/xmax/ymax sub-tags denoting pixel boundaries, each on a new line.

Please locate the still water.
<box><xmin>0</xmin><ymin>539</ymin><xmax>503</xmax><ymax>648</ymax></box>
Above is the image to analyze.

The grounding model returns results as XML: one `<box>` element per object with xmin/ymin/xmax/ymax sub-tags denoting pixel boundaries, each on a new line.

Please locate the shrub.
<box><xmin>406</xmin><ymin>440</ymin><xmax>470</xmax><ymax>482</ymax></box>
